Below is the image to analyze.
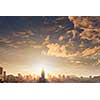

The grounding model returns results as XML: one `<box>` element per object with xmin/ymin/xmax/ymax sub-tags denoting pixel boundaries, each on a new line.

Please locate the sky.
<box><xmin>0</xmin><ymin>16</ymin><xmax>100</xmax><ymax>76</ymax></box>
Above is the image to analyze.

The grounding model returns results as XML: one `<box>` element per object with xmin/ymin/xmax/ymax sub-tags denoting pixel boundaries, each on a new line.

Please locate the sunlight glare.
<box><xmin>33</xmin><ymin>63</ymin><xmax>52</xmax><ymax>78</ymax></box>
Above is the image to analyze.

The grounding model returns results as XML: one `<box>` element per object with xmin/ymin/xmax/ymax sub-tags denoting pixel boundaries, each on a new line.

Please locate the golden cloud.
<box><xmin>81</xmin><ymin>46</ymin><xmax>100</xmax><ymax>56</ymax></box>
<box><xmin>46</xmin><ymin>43</ymin><xmax>68</xmax><ymax>57</ymax></box>
<box><xmin>46</xmin><ymin>43</ymin><xmax>79</xmax><ymax>57</ymax></box>
<box><xmin>79</xmin><ymin>41</ymin><xmax>85</xmax><ymax>48</ymax></box>
<box><xmin>80</xmin><ymin>29</ymin><xmax>94</xmax><ymax>40</ymax></box>
<box><xmin>42</xmin><ymin>35</ymin><xmax>50</xmax><ymax>45</ymax></box>
<box><xmin>32</xmin><ymin>45</ymin><xmax>42</xmax><ymax>49</ymax></box>
<box><xmin>68</xmin><ymin>16</ymin><xmax>100</xmax><ymax>29</ymax></box>
<box><xmin>80</xmin><ymin>29</ymin><xmax>100</xmax><ymax>43</ymax></box>
<box><xmin>97</xmin><ymin>59</ymin><xmax>100</xmax><ymax>65</ymax></box>
<box><xmin>58</xmin><ymin>35</ymin><xmax>64</xmax><ymax>41</ymax></box>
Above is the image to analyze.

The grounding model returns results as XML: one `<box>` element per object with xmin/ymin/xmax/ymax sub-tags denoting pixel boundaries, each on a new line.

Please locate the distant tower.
<box><xmin>0</xmin><ymin>67</ymin><xmax>3</xmax><ymax>82</ymax></box>
<box><xmin>0</xmin><ymin>67</ymin><xmax>3</xmax><ymax>75</ymax></box>
<box><xmin>41</xmin><ymin>68</ymin><xmax>45</xmax><ymax>80</ymax></box>
<box><xmin>3</xmin><ymin>71</ymin><xmax>6</xmax><ymax>82</ymax></box>
<box><xmin>37</xmin><ymin>68</ymin><xmax>48</xmax><ymax>83</ymax></box>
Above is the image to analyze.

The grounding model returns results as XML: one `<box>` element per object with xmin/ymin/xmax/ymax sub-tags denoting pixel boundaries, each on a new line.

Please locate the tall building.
<box><xmin>41</xmin><ymin>69</ymin><xmax>45</xmax><ymax>80</ymax></box>
<box><xmin>3</xmin><ymin>71</ymin><xmax>6</xmax><ymax>81</ymax></box>
<box><xmin>37</xmin><ymin>68</ymin><xmax>48</xmax><ymax>83</ymax></box>
<box><xmin>0</xmin><ymin>67</ymin><xmax>3</xmax><ymax>75</ymax></box>
<box><xmin>0</xmin><ymin>67</ymin><xmax>3</xmax><ymax>82</ymax></box>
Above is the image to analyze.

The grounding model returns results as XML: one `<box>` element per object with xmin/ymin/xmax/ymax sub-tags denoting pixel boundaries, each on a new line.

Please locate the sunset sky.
<box><xmin>0</xmin><ymin>16</ymin><xmax>100</xmax><ymax>76</ymax></box>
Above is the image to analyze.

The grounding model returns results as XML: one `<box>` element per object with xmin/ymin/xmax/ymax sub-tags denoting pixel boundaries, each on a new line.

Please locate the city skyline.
<box><xmin>1</xmin><ymin>66</ymin><xmax>100</xmax><ymax>83</ymax></box>
<box><xmin>0</xmin><ymin>16</ymin><xmax>100</xmax><ymax>77</ymax></box>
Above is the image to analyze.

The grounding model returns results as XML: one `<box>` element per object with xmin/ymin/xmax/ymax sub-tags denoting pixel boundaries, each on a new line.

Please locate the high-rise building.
<box><xmin>3</xmin><ymin>71</ymin><xmax>6</xmax><ymax>81</ymax></box>
<box><xmin>37</xmin><ymin>68</ymin><xmax>48</xmax><ymax>83</ymax></box>
<box><xmin>0</xmin><ymin>67</ymin><xmax>3</xmax><ymax>75</ymax></box>
<box><xmin>0</xmin><ymin>67</ymin><xmax>3</xmax><ymax>82</ymax></box>
<box><xmin>41</xmin><ymin>69</ymin><xmax>45</xmax><ymax>80</ymax></box>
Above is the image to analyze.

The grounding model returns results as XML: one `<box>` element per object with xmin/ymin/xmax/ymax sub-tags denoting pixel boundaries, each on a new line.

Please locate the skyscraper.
<box><xmin>41</xmin><ymin>69</ymin><xmax>45</xmax><ymax>80</ymax></box>
<box><xmin>3</xmin><ymin>71</ymin><xmax>6</xmax><ymax>82</ymax></box>
<box><xmin>0</xmin><ymin>67</ymin><xmax>3</xmax><ymax>82</ymax></box>
<box><xmin>0</xmin><ymin>67</ymin><xmax>3</xmax><ymax>75</ymax></box>
<box><xmin>37</xmin><ymin>68</ymin><xmax>48</xmax><ymax>83</ymax></box>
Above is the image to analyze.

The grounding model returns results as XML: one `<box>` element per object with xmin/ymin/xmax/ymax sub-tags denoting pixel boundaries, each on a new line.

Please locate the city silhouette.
<box><xmin>0</xmin><ymin>66</ymin><xmax>100</xmax><ymax>83</ymax></box>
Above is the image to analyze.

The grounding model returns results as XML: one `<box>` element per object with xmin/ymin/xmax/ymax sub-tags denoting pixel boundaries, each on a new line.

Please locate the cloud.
<box><xmin>42</xmin><ymin>35</ymin><xmax>50</xmax><ymax>45</ymax></box>
<box><xmin>45</xmin><ymin>43</ymin><xmax>79</xmax><ymax>57</ymax></box>
<box><xmin>0</xmin><ymin>36</ymin><xmax>39</xmax><ymax>49</ymax></box>
<box><xmin>11</xmin><ymin>40</ymin><xmax>42</xmax><ymax>49</ymax></box>
<box><xmin>13</xmin><ymin>31</ymin><xmax>34</xmax><ymax>38</ymax></box>
<box><xmin>97</xmin><ymin>59</ymin><xmax>100</xmax><ymax>65</ymax></box>
<box><xmin>0</xmin><ymin>37</ymin><xmax>12</xmax><ymax>44</ymax></box>
<box><xmin>80</xmin><ymin>29</ymin><xmax>100</xmax><ymax>43</ymax></box>
<box><xmin>80</xmin><ymin>29</ymin><xmax>94</xmax><ymax>40</ymax></box>
<box><xmin>32</xmin><ymin>45</ymin><xmax>42</xmax><ymax>49</ymax></box>
<box><xmin>46</xmin><ymin>43</ymin><xmax>68</xmax><ymax>57</ymax></box>
<box><xmin>79</xmin><ymin>41</ymin><xmax>85</xmax><ymax>48</ymax></box>
<box><xmin>68</xmin><ymin>16</ymin><xmax>84</xmax><ymax>28</ymax></box>
<box><xmin>81</xmin><ymin>46</ymin><xmax>100</xmax><ymax>57</ymax></box>
<box><xmin>66</xmin><ymin>29</ymin><xmax>79</xmax><ymax>39</ymax></box>
<box><xmin>68</xmin><ymin>16</ymin><xmax>100</xmax><ymax>29</ymax></box>
<box><xmin>58</xmin><ymin>35</ymin><xmax>64</xmax><ymax>41</ymax></box>
<box><xmin>7</xmin><ymin>43</ymin><xmax>19</xmax><ymax>48</ymax></box>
